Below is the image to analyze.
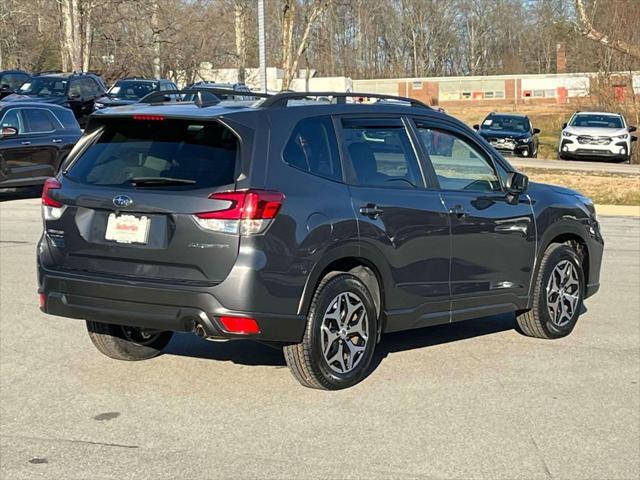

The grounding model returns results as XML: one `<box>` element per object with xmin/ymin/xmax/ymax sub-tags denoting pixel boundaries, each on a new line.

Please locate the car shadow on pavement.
<box><xmin>163</xmin><ymin>313</ymin><xmax>517</xmax><ymax>369</ymax></box>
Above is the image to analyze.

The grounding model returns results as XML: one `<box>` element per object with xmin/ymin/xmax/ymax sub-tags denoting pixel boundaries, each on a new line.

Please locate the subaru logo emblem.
<box><xmin>113</xmin><ymin>195</ymin><xmax>133</xmax><ymax>208</ymax></box>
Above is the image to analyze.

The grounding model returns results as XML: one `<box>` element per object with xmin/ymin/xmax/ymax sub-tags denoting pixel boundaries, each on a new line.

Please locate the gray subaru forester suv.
<box><xmin>38</xmin><ymin>90</ymin><xmax>603</xmax><ymax>389</ymax></box>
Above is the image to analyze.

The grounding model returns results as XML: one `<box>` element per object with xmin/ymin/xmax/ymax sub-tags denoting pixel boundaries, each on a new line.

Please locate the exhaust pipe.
<box><xmin>194</xmin><ymin>323</ymin><xmax>207</xmax><ymax>338</ymax></box>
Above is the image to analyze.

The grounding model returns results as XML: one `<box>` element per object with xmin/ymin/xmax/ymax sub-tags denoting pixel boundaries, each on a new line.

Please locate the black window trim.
<box><xmin>409</xmin><ymin>116</ymin><xmax>508</xmax><ymax>193</ymax></box>
<box><xmin>333</xmin><ymin>113</ymin><xmax>428</xmax><ymax>190</ymax></box>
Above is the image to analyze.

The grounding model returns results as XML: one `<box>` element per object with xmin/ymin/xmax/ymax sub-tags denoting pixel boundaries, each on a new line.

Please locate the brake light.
<box><xmin>194</xmin><ymin>190</ymin><xmax>284</xmax><ymax>235</ymax></box>
<box><xmin>132</xmin><ymin>114</ymin><xmax>165</xmax><ymax>121</ymax></box>
<box><xmin>42</xmin><ymin>178</ymin><xmax>62</xmax><ymax>207</ymax></box>
<box><xmin>41</xmin><ymin>178</ymin><xmax>66</xmax><ymax>221</ymax></box>
<box><xmin>219</xmin><ymin>316</ymin><xmax>260</xmax><ymax>334</ymax></box>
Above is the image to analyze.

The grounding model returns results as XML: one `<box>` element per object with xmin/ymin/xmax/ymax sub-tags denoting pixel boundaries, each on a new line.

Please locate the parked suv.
<box><xmin>38</xmin><ymin>91</ymin><xmax>603</xmax><ymax>390</ymax></box>
<box><xmin>95</xmin><ymin>77</ymin><xmax>178</xmax><ymax>109</ymax></box>
<box><xmin>559</xmin><ymin>111</ymin><xmax>637</xmax><ymax>162</ymax></box>
<box><xmin>3</xmin><ymin>72</ymin><xmax>106</xmax><ymax>127</ymax></box>
<box><xmin>473</xmin><ymin>113</ymin><xmax>540</xmax><ymax>157</ymax></box>
<box><xmin>1</xmin><ymin>103</ymin><xmax>81</xmax><ymax>189</ymax></box>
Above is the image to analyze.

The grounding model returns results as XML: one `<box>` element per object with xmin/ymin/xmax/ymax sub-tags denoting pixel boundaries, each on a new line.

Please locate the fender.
<box><xmin>526</xmin><ymin>213</ymin><xmax>592</xmax><ymax>309</ymax></box>
<box><xmin>296</xmin><ymin>240</ymin><xmax>394</xmax><ymax>317</ymax></box>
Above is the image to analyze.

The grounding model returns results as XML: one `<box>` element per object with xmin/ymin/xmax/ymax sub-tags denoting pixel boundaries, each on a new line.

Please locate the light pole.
<box><xmin>257</xmin><ymin>0</ymin><xmax>267</xmax><ymax>93</ymax></box>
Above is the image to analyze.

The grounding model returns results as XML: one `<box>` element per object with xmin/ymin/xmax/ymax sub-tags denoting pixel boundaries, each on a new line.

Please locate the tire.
<box><xmin>517</xmin><ymin>243</ymin><xmax>585</xmax><ymax>339</ymax></box>
<box><xmin>283</xmin><ymin>273</ymin><xmax>378</xmax><ymax>390</ymax></box>
<box><xmin>86</xmin><ymin>321</ymin><xmax>173</xmax><ymax>361</ymax></box>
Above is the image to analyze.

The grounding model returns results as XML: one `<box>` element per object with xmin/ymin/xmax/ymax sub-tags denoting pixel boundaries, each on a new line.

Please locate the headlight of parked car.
<box><xmin>614</xmin><ymin>133</ymin><xmax>629</xmax><ymax>140</ymax></box>
<box><xmin>518</xmin><ymin>137</ymin><xmax>530</xmax><ymax>143</ymax></box>
<box><xmin>562</xmin><ymin>131</ymin><xmax>574</xmax><ymax>137</ymax></box>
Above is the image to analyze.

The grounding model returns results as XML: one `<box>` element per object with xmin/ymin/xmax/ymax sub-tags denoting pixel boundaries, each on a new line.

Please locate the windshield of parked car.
<box><xmin>0</xmin><ymin>73</ymin><xmax>28</xmax><ymax>90</ymax></box>
<box><xmin>18</xmin><ymin>77</ymin><xmax>67</xmax><ymax>96</ymax></box>
<box><xmin>481</xmin><ymin>115</ymin><xmax>530</xmax><ymax>132</ymax></box>
<box><xmin>570</xmin><ymin>114</ymin><xmax>623</xmax><ymax>129</ymax></box>
<box><xmin>107</xmin><ymin>81</ymin><xmax>159</xmax><ymax>100</ymax></box>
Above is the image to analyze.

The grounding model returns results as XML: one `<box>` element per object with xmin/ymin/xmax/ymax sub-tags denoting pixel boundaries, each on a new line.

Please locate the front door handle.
<box><xmin>359</xmin><ymin>203</ymin><xmax>384</xmax><ymax>219</ymax></box>
<box><xmin>20</xmin><ymin>140</ymin><xmax>31</xmax><ymax>146</ymax></box>
<box><xmin>449</xmin><ymin>204</ymin><xmax>466</xmax><ymax>218</ymax></box>
<box><xmin>52</xmin><ymin>138</ymin><xmax>62</xmax><ymax>143</ymax></box>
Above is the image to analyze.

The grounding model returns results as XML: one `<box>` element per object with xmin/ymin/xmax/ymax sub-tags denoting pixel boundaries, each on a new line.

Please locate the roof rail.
<box><xmin>139</xmin><ymin>88</ymin><xmax>221</xmax><ymax>107</ymax></box>
<box><xmin>183</xmin><ymin>86</ymin><xmax>271</xmax><ymax>99</ymax></box>
<box><xmin>36</xmin><ymin>70</ymin><xmax>64</xmax><ymax>75</ymax></box>
<box><xmin>260</xmin><ymin>91</ymin><xmax>432</xmax><ymax>109</ymax></box>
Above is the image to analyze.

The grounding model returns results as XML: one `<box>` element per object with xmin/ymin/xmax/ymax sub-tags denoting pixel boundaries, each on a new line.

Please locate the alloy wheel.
<box><xmin>320</xmin><ymin>292</ymin><xmax>369</xmax><ymax>374</ymax></box>
<box><xmin>546</xmin><ymin>260</ymin><xmax>580</xmax><ymax>327</ymax></box>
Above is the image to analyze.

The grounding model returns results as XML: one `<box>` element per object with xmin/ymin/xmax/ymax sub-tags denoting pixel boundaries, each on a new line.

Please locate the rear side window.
<box><xmin>0</xmin><ymin>109</ymin><xmax>23</xmax><ymax>133</ymax></box>
<box><xmin>341</xmin><ymin>119</ymin><xmax>422</xmax><ymax>188</ymax></box>
<box><xmin>66</xmin><ymin>119</ymin><xmax>238</xmax><ymax>189</ymax></box>
<box><xmin>52</xmin><ymin>108</ymin><xmax>79</xmax><ymax>130</ymax></box>
<box><xmin>23</xmin><ymin>109</ymin><xmax>57</xmax><ymax>133</ymax></box>
<box><xmin>283</xmin><ymin>116</ymin><xmax>342</xmax><ymax>181</ymax></box>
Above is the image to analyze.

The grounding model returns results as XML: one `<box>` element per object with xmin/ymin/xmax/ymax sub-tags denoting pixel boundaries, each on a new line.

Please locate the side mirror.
<box><xmin>629</xmin><ymin>125</ymin><xmax>637</xmax><ymax>133</ymax></box>
<box><xmin>562</xmin><ymin>123</ymin><xmax>567</xmax><ymax>129</ymax></box>
<box><xmin>533</xmin><ymin>128</ymin><xmax>541</xmax><ymax>135</ymax></box>
<box><xmin>631</xmin><ymin>136</ymin><xmax>637</xmax><ymax>143</ymax></box>
<box><xmin>506</xmin><ymin>171</ymin><xmax>528</xmax><ymax>195</ymax></box>
<box><xmin>0</xmin><ymin>126</ymin><xmax>18</xmax><ymax>138</ymax></box>
<box><xmin>472</xmin><ymin>124</ymin><xmax>480</xmax><ymax>130</ymax></box>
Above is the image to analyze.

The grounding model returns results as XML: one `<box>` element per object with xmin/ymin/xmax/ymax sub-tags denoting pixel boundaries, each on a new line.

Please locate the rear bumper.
<box><xmin>38</xmin><ymin>266</ymin><xmax>306</xmax><ymax>343</ymax></box>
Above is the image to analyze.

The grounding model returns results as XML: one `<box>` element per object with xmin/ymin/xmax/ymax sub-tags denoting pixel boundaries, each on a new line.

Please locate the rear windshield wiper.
<box><xmin>130</xmin><ymin>177</ymin><xmax>196</xmax><ymax>187</ymax></box>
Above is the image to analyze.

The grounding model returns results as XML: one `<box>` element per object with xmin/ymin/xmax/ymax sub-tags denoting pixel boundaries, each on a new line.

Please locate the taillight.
<box><xmin>194</xmin><ymin>190</ymin><xmax>284</xmax><ymax>235</ymax></box>
<box><xmin>42</xmin><ymin>178</ymin><xmax>65</xmax><ymax>220</ymax></box>
<box><xmin>219</xmin><ymin>316</ymin><xmax>260</xmax><ymax>334</ymax></box>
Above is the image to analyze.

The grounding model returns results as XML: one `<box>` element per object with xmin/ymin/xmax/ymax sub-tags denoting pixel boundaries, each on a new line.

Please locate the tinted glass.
<box><xmin>108</xmin><ymin>80</ymin><xmax>158</xmax><ymax>99</ymax></box>
<box><xmin>19</xmin><ymin>77</ymin><xmax>67</xmax><ymax>96</ymax></box>
<box><xmin>481</xmin><ymin>115</ymin><xmax>530</xmax><ymax>132</ymax></box>
<box><xmin>283</xmin><ymin>116</ymin><xmax>342</xmax><ymax>181</ymax></box>
<box><xmin>81</xmin><ymin>78</ymin><xmax>99</xmax><ymax>97</ymax></box>
<box><xmin>0</xmin><ymin>73</ymin><xmax>28</xmax><ymax>89</ymax></box>
<box><xmin>416</xmin><ymin>126</ymin><xmax>501</xmax><ymax>192</ymax></box>
<box><xmin>342</xmin><ymin>120</ymin><xmax>422</xmax><ymax>188</ymax></box>
<box><xmin>0</xmin><ymin>109</ymin><xmax>23</xmax><ymax>133</ymax></box>
<box><xmin>66</xmin><ymin>119</ymin><xmax>238</xmax><ymax>189</ymax></box>
<box><xmin>52</xmin><ymin>109</ymin><xmax>80</xmax><ymax>130</ymax></box>
<box><xmin>23</xmin><ymin>109</ymin><xmax>57</xmax><ymax>133</ymax></box>
<box><xmin>570</xmin><ymin>114</ymin><xmax>623</xmax><ymax>129</ymax></box>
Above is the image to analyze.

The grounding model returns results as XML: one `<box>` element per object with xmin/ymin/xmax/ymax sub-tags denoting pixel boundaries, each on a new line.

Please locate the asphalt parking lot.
<box><xmin>1</xmin><ymin>198</ymin><xmax>638</xmax><ymax>480</ymax></box>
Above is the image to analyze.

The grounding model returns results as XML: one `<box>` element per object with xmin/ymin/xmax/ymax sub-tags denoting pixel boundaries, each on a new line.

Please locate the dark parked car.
<box><xmin>0</xmin><ymin>102</ymin><xmax>81</xmax><ymax>189</ymax></box>
<box><xmin>0</xmin><ymin>70</ymin><xmax>31</xmax><ymax>100</ymax></box>
<box><xmin>184</xmin><ymin>81</ymin><xmax>258</xmax><ymax>101</ymax></box>
<box><xmin>474</xmin><ymin>113</ymin><xmax>540</xmax><ymax>157</ymax></box>
<box><xmin>3</xmin><ymin>72</ymin><xmax>106</xmax><ymax>127</ymax></box>
<box><xmin>38</xmin><ymin>91</ymin><xmax>603</xmax><ymax>390</ymax></box>
<box><xmin>95</xmin><ymin>77</ymin><xmax>178</xmax><ymax>109</ymax></box>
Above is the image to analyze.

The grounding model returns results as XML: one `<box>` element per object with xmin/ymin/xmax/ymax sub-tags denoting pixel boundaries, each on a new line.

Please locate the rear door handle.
<box><xmin>449</xmin><ymin>205</ymin><xmax>466</xmax><ymax>218</ymax></box>
<box><xmin>359</xmin><ymin>203</ymin><xmax>384</xmax><ymax>219</ymax></box>
<box><xmin>52</xmin><ymin>138</ymin><xmax>63</xmax><ymax>143</ymax></box>
<box><xmin>20</xmin><ymin>141</ymin><xmax>31</xmax><ymax>146</ymax></box>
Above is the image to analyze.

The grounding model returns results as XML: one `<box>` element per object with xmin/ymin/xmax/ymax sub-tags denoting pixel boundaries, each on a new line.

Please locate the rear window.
<box><xmin>66</xmin><ymin>119</ymin><xmax>238</xmax><ymax>189</ymax></box>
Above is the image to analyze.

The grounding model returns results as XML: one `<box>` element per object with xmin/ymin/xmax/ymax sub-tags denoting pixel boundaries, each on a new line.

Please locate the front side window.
<box><xmin>283</xmin><ymin>116</ymin><xmax>342</xmax><ymax>181</ymax></box>
<box><xmin>81</xmin><ymin>78</ymin><xmax>99</xmax><ymax>98</ymax></box>
<box><xmin>341</xmin><ymin>119</ymin><xmax>422</xmax><ymax>188</ymax></box>
<box><xmin>22</xmin><ymin>109</ymin><xmax>57</xmax><ymax>133</ymax></box>
<box><xmin>66</xmin><ymin>119</ymin><xmax>238</xmax><ymax>189</ymax></box>
<box><xmin>416</xmin><ymin>125</ymin><xmax>501</xmax><ymax>192</ymax></box>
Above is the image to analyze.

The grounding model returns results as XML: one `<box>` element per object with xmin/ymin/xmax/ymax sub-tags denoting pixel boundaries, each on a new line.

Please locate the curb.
<box><xmin>596</xmin><ymin>205</ymin><xmax>640</xmax><ymax>217</ymax></box>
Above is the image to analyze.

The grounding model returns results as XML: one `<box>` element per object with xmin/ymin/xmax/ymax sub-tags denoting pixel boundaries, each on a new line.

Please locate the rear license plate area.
<box><xmin>105</xmin><ymin>213</ymin><xmax>151</xmax><ymax>244</ymax></box>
